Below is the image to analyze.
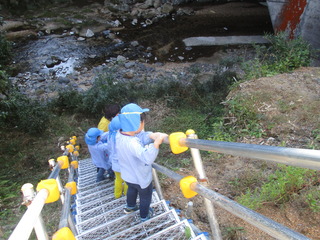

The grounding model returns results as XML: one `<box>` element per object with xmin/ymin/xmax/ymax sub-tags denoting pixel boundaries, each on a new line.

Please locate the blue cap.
<box><xmin>119</xmin><ymin>103</ymin><xmax>149</xmax><ymax>132</ymax></box>
<box><xmin>109</xmin><ymin>115</ymin><xmax>121</xmax><ymax>132</ymax></box>
<box><xmin>108</xmin><ymin>116</ymin><xmax>121</xmax><ymax>141</ymax></box>
<box><xmin>85</xmin><ymin>128</ymin><xmax>103</xmax><ymax>145</ymax></box>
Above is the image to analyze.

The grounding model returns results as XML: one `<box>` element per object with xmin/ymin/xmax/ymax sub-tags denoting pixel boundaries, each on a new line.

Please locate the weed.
<box><xmin>219</xmin><ymin>55</ymin><xmax>242</xmax><ymax>68</ymax></box>
<box><xmin>222</xmin><ymin>225</ymin><xmax>245</xmax><ymax>240</ymax></box>
<box><xmin>158</xmin><ymin>108</ymin><xmax>213</xmax><ymax>139</ymax></box>
<box><xmin>236</xmin><ymin>165</ymin><xmax>318</xmax><ymax>210</ymax></box>
<box><xmin>229</xmin><ymin>170</ymin><xmax>264</xmax><ymax>197</ymax></box>
<box><xmin>242</xmin><ymin>32</ymin><xmax>312</xmax><ymax>80</ymax></box>
<box><xmin>216</xmin><ymin>95</ymin><xmax>266</xmax><ymax>140</ymax></box>
<box><xmin>184</xmin><ymin>226</ymin><xmax>192</xmax><ymax>239</ymax></box>
<box><xmin>306</xmin><ymin>188</ymin><xmax>320</xmax><ymax>212</ymax></box>
<box><xmin>307</xmin><ymin>129</ymin><xmax>320</xmax><ymax>150</ymax></box>
<box><xmin>209</xmin><ymin>119</ymin><xmax>235</xmax><ymax>142</ymax></box>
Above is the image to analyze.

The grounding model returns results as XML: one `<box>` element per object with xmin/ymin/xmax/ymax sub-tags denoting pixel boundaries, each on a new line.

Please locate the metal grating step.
<box><xmin>76</xmin><ymin>182</ymin><xmax>114</xmax><ymax>198</ymax></box>
<box><xmin>78</xmin><ymin>176</ymin><xmax>102</xmax><ymax>188</ymax></box>
<box><xmin>75</xmin><ymin>192</ymin><xmax>116</xmax><ymax>215</ymax></box>
<box><xmin>77</xmin><ymin>164</ymin><xmax>97</xmax><ymax>176</ymax></box>
<box><xmin>144</xmin><ymin>219</ymin><xmax>200</xmax><ymax>240</ymax></box>
<box><xmin>78</xmin><ymin>163</ymin><xmax>94</xmax><ymax>170</ymax></box>
<box><xmin>78</xmin><ymin>160</ymin><xmax>96</xmax><ymax>173</ymax></box>
<box><xmin>78</xmin><ymin>172</ymin><xmax>97</xmax><ymax>182</ymax></box>
<box><xmin>78</xmin><ymin>168</ymin><xmax>96</xmax><ymax>177</ymax></box>
<box><xmin>193</xmin><ymin>233</ymin><xmax>210</xmax><ymax>240</ymax></box>
<box><xmin>78</xmin><ymin>158</ymin><xmax>93</xmax><ymax>166</ymax></box>
<box><xmin>75</xmin><ymin>191</ymin><xmax>160</xmax><ymax>224</ymax></box>
<box><xmin>76</xmin><ymin>200</ymin><xmax>170</xmax><ymax>239</ymax></box>
<box><xmin>77</xmin><ymin>179</ymin><xmax>113</xmax><ymax>192</ymax></box>
<box><xmin>78</xmin><ymin>159</ymin><xmax>94</xmax><ymax>169</ymax></box>
<box><xmin>107</xmin><ymin>209</ymin><xmax>181</xmax><ymax>240</ymax></box>
<box><xmin>76</xmin><ymin>186</ymin><xmax>114</xmax><ymax>206</ymax></box>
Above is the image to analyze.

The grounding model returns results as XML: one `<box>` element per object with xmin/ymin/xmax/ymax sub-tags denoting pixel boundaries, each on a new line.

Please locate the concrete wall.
<box><xmin>298</xmin><ymin>0</ymin><xmax>320</xmax><ymax>52</ymax></box>
<box><xmin>267</xmin><ymin>0</ymin><xmax>320</xmax><ymax>52</ymax></box>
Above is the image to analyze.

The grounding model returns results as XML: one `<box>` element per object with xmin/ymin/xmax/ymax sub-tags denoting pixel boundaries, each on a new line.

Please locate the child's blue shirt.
<box><xmin>87</xmin><ymin>140</ymin><xmax>111</xmax><ymax>170</ymax></box>
<box><xmin>108</xmin><ymin>130</ymin><xmax>120</xmax><ymax>172</ymax></box>
<box><xmin>116</xmin><ymin>130</ymin><xmax>159</xmax><ymax>189</ymax></box>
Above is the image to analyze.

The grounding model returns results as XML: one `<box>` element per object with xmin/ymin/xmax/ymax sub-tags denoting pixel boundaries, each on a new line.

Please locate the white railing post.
<box><xmin>186</xmin><ymin>130</ymin><xmax>222</xmax><ymax>240</ymax></box>
<box><xmin>9</xmin><ymin>189</ymin><xmax>49</xmax><ymax>240</ymax></box>
<box><xmin>152</xmin><ymin>168</ymin><xmax>164</xmax><ymax>200</ymax></box>
<box><xmin>21</xmin><ymin>183</ymin><xmax>49</xmax><ymax>240</ymax></box>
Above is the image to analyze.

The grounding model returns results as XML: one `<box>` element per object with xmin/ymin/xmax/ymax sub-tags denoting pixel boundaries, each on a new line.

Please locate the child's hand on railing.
<box><xmin>152</xmin><ymin>133</ymin><xmax>168</xmax><ymax>149</ymax></box>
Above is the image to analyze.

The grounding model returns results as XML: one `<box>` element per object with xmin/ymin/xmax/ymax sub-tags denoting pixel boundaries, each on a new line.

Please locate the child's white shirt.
<box><xmin>116</xmin><ymin>131</ymin><xmax>159</xmax><ymax>189</ymax></box>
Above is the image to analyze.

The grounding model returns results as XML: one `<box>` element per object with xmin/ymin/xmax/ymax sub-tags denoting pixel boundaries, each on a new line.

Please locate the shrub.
<box><xmin>50</xmin><ymin>66</ymin><xmax>235</xmax><ymax>119</ymax></box>
<box><xmin>0</xmin><ymin>68</ymin><xmax>9</xmax><ymax>95</ymax></box>
<box><xmin>49</xmin><ymin>89</ymin><xmax>84</xmax><ymax>114</ymax></box>
<box><xmin>0</xmin><ymin>91</ymin><xmax>51</xmax><ymax>134</ymax></box>
<box><xmin>0</xmin><ymin>18</ymin><xmax>12</xmax><ymax>66</ymax></box>
<box><xmin>242</xmin><ymin>32</ymin><xmax>312</xmax><ymax>80</ymax></box>
<box><xmin>81</xmin><ymin>72</ymin><xmax>139</xmax><ymax>116</ymax></box>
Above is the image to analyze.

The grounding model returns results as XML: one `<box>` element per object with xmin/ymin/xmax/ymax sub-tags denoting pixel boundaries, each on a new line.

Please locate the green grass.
<box><xmin>241</xmin><ymin>32</ymin><xmax>312</xmax><ymax>80</ymax></box>
<box><xmin>236</xmin><ymin>165</ymin><xmax>320</xmax><ymax>211</ymax></box>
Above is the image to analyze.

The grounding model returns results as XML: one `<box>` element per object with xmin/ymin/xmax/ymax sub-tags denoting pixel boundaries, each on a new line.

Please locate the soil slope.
<box><xmin>160</xmin><ymin>67</ymin><xmax>320</xmax><ymax>240</ymax></box>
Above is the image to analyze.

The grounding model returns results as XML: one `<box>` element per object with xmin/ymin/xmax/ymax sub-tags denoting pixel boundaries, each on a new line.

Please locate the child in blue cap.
<box><xmin>85</xmin><ymin>127</ymin><xmax>112</xmax><ymax>182</ymax></box>
<box><xmin>108</xmin><ymin>115</ymin><xmax>128</xmax><ymax>198</ymax></box>
<box><xmin>116</xmin><ymin>103</ymin><xmax>168</xmax><ymax>222</ymax></box>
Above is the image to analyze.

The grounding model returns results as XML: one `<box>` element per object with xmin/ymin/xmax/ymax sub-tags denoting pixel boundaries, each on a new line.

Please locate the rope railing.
<box><xmin>8</xmin><ymin>136</ymin><xmax>80</xmax><ymax>240</ymax></box>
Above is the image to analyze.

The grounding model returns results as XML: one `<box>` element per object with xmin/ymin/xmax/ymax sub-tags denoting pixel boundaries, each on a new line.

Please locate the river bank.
<box><xmin>1</xmin><ymin>0</ymin><xmax>272</xmax><ymax>100</ymax></box>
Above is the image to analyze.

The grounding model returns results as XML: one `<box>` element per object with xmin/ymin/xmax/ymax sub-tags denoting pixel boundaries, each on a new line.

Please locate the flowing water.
<box><xmin>10</xmin><ymin>1</ymin><xmax>273</xmax><ymax>77</ymax></box>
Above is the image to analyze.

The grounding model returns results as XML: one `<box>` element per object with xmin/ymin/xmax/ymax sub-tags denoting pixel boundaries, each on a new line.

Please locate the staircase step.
<box><xmin>78</xmin><ymin>159</ymin><xmax>94</xmax><ymax>169</ymax></box>
<box><xmin>78</xmin><ymin>160</ymin><xmax>96</xmax><ymax>173</ymax></box>
<box><xmin>78</xmin><ymin>176</ymin><xmax>101</xmax><ymax>188</ymax></box>
<box><xmin>143</xmin><ymin>219</ymin><xmax>208</xmax><ymax>240</ymax></box>
<box><xmin>75</xmin><ymin>191</ymin><xmax>160</xmax><ymax>223</ymax></box>
<box><xmin>77</xmin><ymin>179</ymin><xmax>113</xmax><ymax>192</ymax></box>
<box><xmin>76</xmin><ymin>185</ymin><xmax>114</xmax><ymax>205</ymax></box>
<box><xmin>77</xmin><ymin>181</ymin><xmax>114</xmax><ymax>198</ymax></box>
<box><xmin>78</xmin><ymin>158</ymin><xmax>93</xmax><ymax>166</ymax></box>
<box><xmin>77</xmin><ymin>171</ymin><xmax>97</xmax><ymax>181</ymax></box>
<box><xmin>193</xmin><ymin>233</ymin><xmax>210</xmax><ymax>240</ymax></box>
<box><xmin>76</xmin><ymin>199</ymin><xmax>170</xmax><ymax>238</ymax></box>
<box><xmin>107</xmin><ymin>209</ymin><xmax>181</xmax><ymax>240</ymax></box>
<box><xmin>76</xmin><ymin>192</ymin><xmax>116</xmax><ymax>215</ymax></box>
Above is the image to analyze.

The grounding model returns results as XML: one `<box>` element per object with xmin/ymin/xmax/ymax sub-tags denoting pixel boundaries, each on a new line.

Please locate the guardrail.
<box><xmin>8</xmin><ymin>130</ymin><xmax>320</xmax><ymax>240</ymax></box>
<box><xmin>9</xmin><ymin>137</ymin><xmax>80</xmax><ymax>240</ymax></box>
<box><xmin>154</xmin><ymin>129</ymin><xmax>319</xmax><ymax>240</ymax></box>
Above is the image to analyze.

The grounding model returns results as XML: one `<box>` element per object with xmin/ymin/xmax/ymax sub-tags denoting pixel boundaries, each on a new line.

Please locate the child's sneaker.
<box><xmin>124</xmin><ymin>205</ymin><xmax>139</xmax><ymax>214</ymax></box>
<box><xmin>141</xmin><ymin>208</ymin><xmax>154</xmax><ymax>222</ymax></box>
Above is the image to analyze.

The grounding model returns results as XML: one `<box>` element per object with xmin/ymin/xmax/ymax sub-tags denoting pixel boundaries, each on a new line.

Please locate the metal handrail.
<box><xmin>8</xmin><ymin>189</ymin><xmax>49</xmax><ymax>240</ymax></box>
<box><xmin>9</xmin><ymin>139</ymin><xmax>79</xmax><ymax>240</ymax></box>
<box><xmin>152</xmin><ymin>163</ymin><xmax>310</xmax><ymax>240</ymax></box>
<box><xmin>154</xmin><ymin>132</ymin><xmax>320</xmax><ymax>239</ymax></box>
<box><xmin>179</xmin><ymin>138</ymin><xmax>320</xmax><ymax>170</ymax></box>
<box><xmin>8</xmin><ymin>161</ymin><xmax>65</xmax><ymax>240</ymax></box>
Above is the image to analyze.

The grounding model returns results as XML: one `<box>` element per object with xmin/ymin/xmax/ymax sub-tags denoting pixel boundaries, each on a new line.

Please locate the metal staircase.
<box><xmin>74</xmin><ymin>158</ymin><xmax>208</xmax><ymax>240</ymax></box>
